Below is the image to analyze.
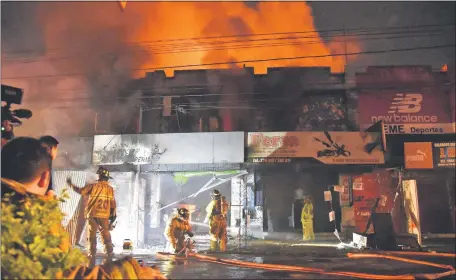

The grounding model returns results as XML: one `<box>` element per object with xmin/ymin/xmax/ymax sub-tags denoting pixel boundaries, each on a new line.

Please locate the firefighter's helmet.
<box><xmin>177</xmin><ymin>208</ymin><xmax>190</xmax><ymax>220</ymax></box>
<box><xmin>211</xmin><ymin>189</ymin><xmax>222</xmax><ymax>200</ymax></box>
<box><xmin>96</xmin><ymin>166</ymin><xmax>113</xmax><ymax>180</ymax></box>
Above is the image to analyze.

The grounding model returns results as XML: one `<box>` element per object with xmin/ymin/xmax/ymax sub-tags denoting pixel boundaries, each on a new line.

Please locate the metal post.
<box><xmin>138</xmin><ymin>107</ymin><xmax>143</xmax><ymax>134</ymax></box>
<box><xmin>244</xmin><ymin>175</ymin><xmax>248</xmax><ymax>248</ymax></box>
<box><xmin>238</xmin><ymin>177</ymin><xmax>242</xmax><ymax>251</ymax></box>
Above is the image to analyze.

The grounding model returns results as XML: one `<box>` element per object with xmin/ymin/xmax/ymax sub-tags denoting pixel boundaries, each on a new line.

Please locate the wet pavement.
<box><xmin>92</xmin><ymin>236</ymin><xmax>455</xmax><ymax>279</ymax></box>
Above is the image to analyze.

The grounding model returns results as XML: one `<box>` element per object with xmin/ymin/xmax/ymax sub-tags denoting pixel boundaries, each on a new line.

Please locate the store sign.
<box><xmin>404</xmin><ymin>141</ymin><xmax>455</xmax><ymax>169</ymax></box>
<box><xmin>432</xmin><ymin>142</ymin><xmax>456</xmax><ymax>168</ymax></box>
<box><xmin>404</xmin><ymin>142</ymin><xmax>433</xmax><ymax>169</ymax></box>
<box><xmin>93</xmin><ymin>132</ymin><xmax>244</xmax><ymax>165</ymax></box>
<box><xmin>247</xmin><ymin>131</ymin><xmax>385</xmax><ymax>165</ymax></box>
<box><xmin>358</xmin><ymin>92</ymin><xmax>454</xmax><ymax>134</ymax></box>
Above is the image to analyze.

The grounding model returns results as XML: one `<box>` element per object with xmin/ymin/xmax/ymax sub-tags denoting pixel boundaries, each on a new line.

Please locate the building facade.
<box><xmin>352</xmin><ymin>65</ymin><xmax>455</xmax><ymax>236</ymax></box>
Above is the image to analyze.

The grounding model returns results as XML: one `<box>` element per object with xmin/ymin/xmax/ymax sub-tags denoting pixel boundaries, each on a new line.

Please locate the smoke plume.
<box><xmin>1</xmin><ymin>2</ymin><xmax>359</xmax><ymax>138</ymax></box>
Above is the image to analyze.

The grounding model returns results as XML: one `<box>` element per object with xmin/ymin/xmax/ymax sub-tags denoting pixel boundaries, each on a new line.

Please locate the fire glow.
<box><xmin>39</xmin><ymin>2</ymin><xmax>360</xmax><ymax>77</ymax></box>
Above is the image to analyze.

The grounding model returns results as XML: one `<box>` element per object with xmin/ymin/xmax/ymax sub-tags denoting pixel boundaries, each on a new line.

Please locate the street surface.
<box><xmin>93</xmin><ymin>236</ymin><xmax>456</xmax><ymax>279</ymax></box>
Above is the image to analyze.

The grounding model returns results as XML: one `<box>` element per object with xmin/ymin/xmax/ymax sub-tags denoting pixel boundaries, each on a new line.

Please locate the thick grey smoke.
<box><xmin>1</xmin><ymin>2</ymin><xmax>153</xmax><ymax>138</ymax></box>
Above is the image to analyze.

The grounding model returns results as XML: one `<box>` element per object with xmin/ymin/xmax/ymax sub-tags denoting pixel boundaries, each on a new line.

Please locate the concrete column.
<box><xmin>149</xmin><ymin>174</ymin><xmax>161</xmax><ymax>228</ymax></box>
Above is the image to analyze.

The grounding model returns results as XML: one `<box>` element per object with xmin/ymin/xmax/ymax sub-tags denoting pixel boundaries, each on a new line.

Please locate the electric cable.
<box><xmin>2</xmin><ymin>44</ymin><xmax>454</xmax><ymax>80</ymax></box>
<box><xmin>3</xmin><ymin>22</ymin><xmax>454</xmax><ymax>56</ymax></box>
<box><xmin>2</xmin><ymin>29</ymin><xmax>451</xmax><ymax>64</ymax></box>
<box><xmin>18</xmin><ymin>80</ymin><xmax>454</xmax><ymax>108</ymax></box>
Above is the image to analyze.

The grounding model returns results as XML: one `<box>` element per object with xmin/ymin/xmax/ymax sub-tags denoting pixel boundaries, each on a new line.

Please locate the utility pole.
<box><xmin>342</xmin><ymin>24</ymin><xmax>349</xmax><ymax>68</ymax></box>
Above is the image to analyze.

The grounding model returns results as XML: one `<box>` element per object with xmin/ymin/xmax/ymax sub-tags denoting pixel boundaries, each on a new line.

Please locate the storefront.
<box><xmin>246</xmin><ymin>131</ymin><xmax>386</xmax><ymax>235</ymax></box>
<box><xmin>401</xmin><ymin>138</ymin><xmax>455</xmax><ymax>234</ymax></box>
<box><xmin>352</xmin><ymin>65</ymin><xmax>455</xmax><ymax>239</ymax></box>
<box><xmin>90</xmin><ymin>132</ymin><xmax>247</xmax><ymax>248</ymax></box>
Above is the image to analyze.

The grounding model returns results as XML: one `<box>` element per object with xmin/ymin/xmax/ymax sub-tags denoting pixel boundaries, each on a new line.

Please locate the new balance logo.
<box><xmin>388</xmin><ymin>93</ymin><xmax>422</xmax><ymax>114</ymax></box>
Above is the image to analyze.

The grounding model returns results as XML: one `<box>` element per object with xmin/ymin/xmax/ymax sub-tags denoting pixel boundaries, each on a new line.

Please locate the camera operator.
<box><xmin>1</xmin><ymin>84</ymin><xmax>32</xmax><ymax>148</ymax></box>
<box><xmin>1</xmin><ymin>119</ymin><xmax>14</xmax><ymax>148</ymax></box>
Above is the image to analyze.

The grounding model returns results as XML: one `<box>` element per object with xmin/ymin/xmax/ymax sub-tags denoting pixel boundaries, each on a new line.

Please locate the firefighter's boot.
<box><xmin>210</xmin><ymin>239</ymin><xmax>218</xmax><ymax>252</ymax></box>
<box><xmin>88</xmin><ymin>245</ymin><xmax>97</xmax><ymax>268</ymax></box>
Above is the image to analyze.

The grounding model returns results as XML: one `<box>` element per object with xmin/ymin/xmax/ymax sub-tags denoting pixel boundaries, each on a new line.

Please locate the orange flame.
<box><xmin>39</xmin><ymin>2</ymin><xmax>359</xmax><ymax>78</ymax></box>
<box><xmin>441</xmin><ymin>64</ymin><xmax>448</xmax><ymax>72</ymax></box>
<box><xmin>118</xmin><ymin>0</ymin><xmax>127</xmax><ymax>12</ymax></box>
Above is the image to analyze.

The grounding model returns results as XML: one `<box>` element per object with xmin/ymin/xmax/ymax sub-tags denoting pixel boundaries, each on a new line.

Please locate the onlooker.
<box><xmin>1</xmin><ymin>119</ymin><xmax>14</xmax><ymax>148</ymax></box>
<box><xmin>39</xmin><ymin>135</ymin><xmax>59</xmax><ymax>197</ymax></box>
<box><xmin>1</xmin><ymin>137</ymin><xmax>167</xmax><ymax>279</ymax></box>
<box><xmin>1</xmin><ymin>137</ymin><xmax>52</xmax><ymax>198</ymax></box>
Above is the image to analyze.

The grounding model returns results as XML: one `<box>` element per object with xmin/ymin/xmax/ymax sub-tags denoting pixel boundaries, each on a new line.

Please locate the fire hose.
<box><xmin>186</xmin><ymin>252</ymin><xmax>455</xmax><ymax>279</ymax></box>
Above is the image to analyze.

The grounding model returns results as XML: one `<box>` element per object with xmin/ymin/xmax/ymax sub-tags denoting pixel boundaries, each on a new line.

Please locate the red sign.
<box><xmin>352</xmin><ymin>170</ymin><xmax>395</xmax><ymax>233</ymax></box>
<box><xmin>358</xmin><ymin>92</ymin><xmax>451</xmax><ymax>125</ymax></box>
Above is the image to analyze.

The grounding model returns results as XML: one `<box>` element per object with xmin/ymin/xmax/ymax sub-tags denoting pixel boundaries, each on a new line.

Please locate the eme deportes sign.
<box><xmin>358</xmin><ymin>92</ymin><xmax>454</xmax><ymax>134</ymax></box>
<box><xmin>247</xmin><ymin>131</ymin><xmax>385</xmax><ymax>165</ymax></box>
<box><xmin>404</xmin><ymin>142</ymin><xmax>455</xmax><ymax>169</ymax></box>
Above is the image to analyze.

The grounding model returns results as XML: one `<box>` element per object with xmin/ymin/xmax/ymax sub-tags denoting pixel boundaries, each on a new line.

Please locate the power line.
<box><xmin>25</xmin><ymin>82</ymin><xmax>454</xmax><ymax>110</ymax></box>
<box><xmin>2</xmin><ymin>26</ymin><xmax>453</xmax><ymax>63</ymax></box>
<box><xmin>3</xmin><ymin>22</ymin><xmax>454</xmax><ymax>56</ymax></box>
<box><xmin>2</xmin><ymin>44</ymin><xmax>454</xmax><ymax>80</ymax></box>
<box><xmin>3</xmin><ymin>30</ymin><xmax>450</xmax><ymax>65</ymax></box>
<box><xmin>19</xmin><ymin>78</ymin><xmax>453</xmax><ymax>104</ymax></box>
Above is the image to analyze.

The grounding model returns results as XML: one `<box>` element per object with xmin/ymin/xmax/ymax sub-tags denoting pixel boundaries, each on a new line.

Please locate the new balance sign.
<box><xmin>358</xmin><ymin>92</ymin><xmax>454</xmax><ymax>135</ymax></box>
<box><xmin>371</xmin><ymin>93</ymin><xmax>438</xmax><ymax>124</ymax></box>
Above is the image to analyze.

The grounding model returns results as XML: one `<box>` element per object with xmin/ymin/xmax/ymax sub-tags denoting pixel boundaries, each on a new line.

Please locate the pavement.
<box><xmin>91</xmin><ymin>234</ymin><xmax>455</xmax><ymax>279</ymax></box>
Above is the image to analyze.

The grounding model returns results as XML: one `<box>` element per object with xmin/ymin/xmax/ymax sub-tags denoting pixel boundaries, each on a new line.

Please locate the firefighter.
<box><xmin>67</xmin><ymin>167</ymin><xmax>117</xmax><ymax>268</ymax></box>
<box><xmin>164</xmin><ymin>207</ymin><xmax>194</xmax><ymax>254</ymax></box>
<box><xmin>301</xmin><ymin>194</ymin><xmax>315</xmax><ymax>241</ymax></box>
<box><xmin>204</xmin><ymin>189</ymin><xmax>229</xmax><ymax>252</ymax></box>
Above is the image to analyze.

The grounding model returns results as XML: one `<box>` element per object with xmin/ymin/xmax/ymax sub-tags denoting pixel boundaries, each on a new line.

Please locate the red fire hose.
<box><xmin>186</xmin><ymin>252</ymin><xmax>455</xmax><ymax>279</ymax></box>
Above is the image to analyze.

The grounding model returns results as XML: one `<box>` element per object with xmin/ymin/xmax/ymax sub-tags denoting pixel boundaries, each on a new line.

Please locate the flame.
<box><xmin>118</xmin><ymin>0</ymin><xmax>127</xmax><ymax>11</ymax></box>
<box><xmin>127</xmin><ymin>2</ymin><xmax>358</xmax><ymax>76</ymax></box>
<box><xmin>441</xmin><ymin>64</ymin><xmax>448</xmax><ymax>72</ymax></box>
<box><xmin>3</xmin><ymin>2</ymin><xmax>361</xmax><ymax>136</ymax></box>
<box><xmin>39</xmin><ymin>2</ymin><xmax>358</xmax><ymax>78</ymax></box>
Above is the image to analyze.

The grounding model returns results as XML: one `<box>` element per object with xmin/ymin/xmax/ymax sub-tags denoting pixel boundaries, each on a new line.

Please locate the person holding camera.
<box><xmin>1</xmin><ymin>119</ymin><xmax>13</xmax><ymax>148</ymax></box>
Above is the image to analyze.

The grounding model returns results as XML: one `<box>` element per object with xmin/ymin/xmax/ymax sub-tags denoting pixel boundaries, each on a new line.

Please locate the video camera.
<box><xmin>2</xmin><ymin>84</ymin><xmax>33</xmax><ymax>141</ymax></box>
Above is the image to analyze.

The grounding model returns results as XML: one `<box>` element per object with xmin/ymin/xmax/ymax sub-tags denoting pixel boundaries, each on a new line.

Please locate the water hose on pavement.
<box><xmin>189</xmin><ymin>253</ymin><xmax>415</xmax><ymax>279</ymax></box>
<box><xmin>188</xmin><ymin>252</ymin><xmax>455</xmax><ymax>279</ymax></box>
<box><xmin>374</xmin><ymin>251</ymin><xmax>456</xmax><ymax>258</ymax></box>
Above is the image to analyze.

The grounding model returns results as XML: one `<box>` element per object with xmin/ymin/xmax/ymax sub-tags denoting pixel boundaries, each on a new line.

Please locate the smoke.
<box><xmin>1</xmin><ymin>2</ymin><xmax>152</xmax><ymax>138</ymax></box>
<box><xmin>2</xmin><ymin>2</ymin><xmax>360</xmax><ymax>138</ymax></box>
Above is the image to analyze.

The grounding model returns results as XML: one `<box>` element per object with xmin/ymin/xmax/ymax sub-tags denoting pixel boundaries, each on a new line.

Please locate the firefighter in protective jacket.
<box><xmin>301</xmin><ymin>195</ymin><xmax>315</xmax><ymax>241</ymax></box>
<box><xmin>164</xmin><ymin>208</ymin><xmax>194</xmax><ymax>254</ymax></box>
<box><xmin>67</xmin><ymin>167</ymin><xmax>117</xmax><ymax>267</ymax></box>
<box><xmin>204</xmin><ymin>189</ymin><xmax>229</xmax><ymax>252</ymax></box>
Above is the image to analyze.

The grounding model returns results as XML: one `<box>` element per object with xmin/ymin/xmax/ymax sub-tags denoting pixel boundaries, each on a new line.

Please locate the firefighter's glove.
<box><xmin>186</xmin><ymin>231</ymin><xmax>194</xmax><ymax>238</ymax></box>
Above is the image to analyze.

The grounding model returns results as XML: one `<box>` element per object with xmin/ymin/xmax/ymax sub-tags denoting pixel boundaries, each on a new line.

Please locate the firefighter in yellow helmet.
<box><xmin>164</xmin><ymin>208</ymin><xmax>194</xmax><ymax>254</ymax></box>
<box><xmin>67</xmin><ymin>166</ymin><xmax>117</xmax><ymax>267</ymax></box>
<box><xmin>301</xmin><ymin>194</ymin><xmax>315</xmax><ymax>241</ymax></box>
<box><xmin>204</xmin><ymin>189</ymin><xmax>229</xmax><ymax>252</ymax></box>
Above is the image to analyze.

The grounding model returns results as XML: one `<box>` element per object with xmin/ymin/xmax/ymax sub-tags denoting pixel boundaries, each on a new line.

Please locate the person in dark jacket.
<box><xmin>39</xmin><ymin>135</ymin><xmax>59</xmax><ymax>197</ymax></box>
